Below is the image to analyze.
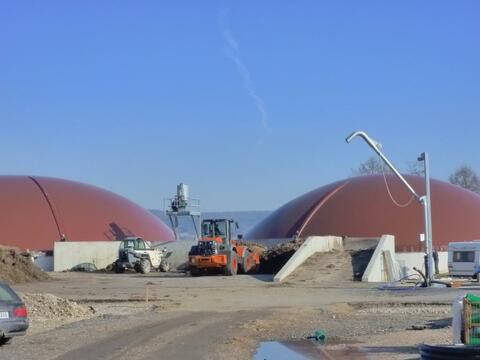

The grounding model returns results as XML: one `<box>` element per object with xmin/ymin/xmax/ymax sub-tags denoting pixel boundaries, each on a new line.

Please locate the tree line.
<box><xmin>355</xmin><ymin>156</ymin><xmax>480</xmax><ymax>194</ymax></box>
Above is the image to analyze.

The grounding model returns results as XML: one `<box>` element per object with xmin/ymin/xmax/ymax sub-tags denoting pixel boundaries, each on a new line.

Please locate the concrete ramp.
<box><xmin>273</xmin><ymin>235</ymin><xmax>401</xmax><ymax>283</ymax></box>
<box><xmin>273</xmin><ymin>236</ymin><xmax>343</xmax><ymax>282</ymax></box>
<box><xmin>284</xmin><ymin>250</ymin><xmax>362</xmax><ymax>285</ymax></box>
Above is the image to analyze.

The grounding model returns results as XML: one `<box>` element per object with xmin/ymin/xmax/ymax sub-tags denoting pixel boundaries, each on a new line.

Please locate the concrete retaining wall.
<box><xmin>268</xmin><ymin>233</ymin><xmax>448</xmax><ymax>283</ymax></box>
<box><xmin>160</xmin><ymin>241</ymin><xmax>197</xmax><ymax>270</ymax></box>
<box><xmin>362</xmin><ymin>235</ymin><xmax>401</xmax><ymax>282</ymax></box>
<box><xmin>273</xmin><ymin>236</ymin><xmax>343</xmax><ymax>282</ymax></box>
<box><xmin>273</xmin><ymin>234</ymin><xmax>404</xmax><ymax>283</ymax></box>
<box><xmin>396</xmin><ymin>251</ymin><xmax>448</xmax><ymax>276</ymax></box>
<box><xmin>54</xmin><ymin>241</ymin><xmax>121</xmax><ymax>272</ymax></box>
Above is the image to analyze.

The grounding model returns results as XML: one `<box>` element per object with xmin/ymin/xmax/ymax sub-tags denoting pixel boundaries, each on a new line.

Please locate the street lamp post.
<box><xmin>346</xmin><ymin>131</ymin><xmax>433</xmax><ymax>285</ymax></box>
<box><xmin>418</xmin><ymin>152</ymin><xmax>434</xmax><ymax>279</ymax></box>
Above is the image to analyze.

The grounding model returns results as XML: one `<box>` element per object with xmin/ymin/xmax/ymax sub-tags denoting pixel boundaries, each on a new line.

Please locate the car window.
<box><xmin>123</xmin><ymin>240</ymin><xmax>135</xmax><ymax>249</ymax></box>
<box><xmin>0</xmin><ymin>285</ymin><xmax>19</xmax><ymax>301</ymax></box>
<box><xmin>136</xmin><ymin>240</ymin><xmax>146</xmax><ymax>250</ymax></box>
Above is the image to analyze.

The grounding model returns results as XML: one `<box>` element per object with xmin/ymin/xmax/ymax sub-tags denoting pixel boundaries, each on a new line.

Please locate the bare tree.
<box><xmin>354</xmin><ymin>156</ymin><xmax>391</xmax><ymax>175</ymax></box>
<box><xmin>449</xmin><ymin>166</ymin><xmax>480</xmax><ymax>194</ymax></box>
<box><xmin>406</xmin><ymin>161</ymin><xmax>424</xmax><ymax>176</ymax></box>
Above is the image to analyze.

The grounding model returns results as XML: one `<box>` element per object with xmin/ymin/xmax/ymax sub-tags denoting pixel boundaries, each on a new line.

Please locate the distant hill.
<box><xmin>149</xmin><ymin>210</ymin><xmax>271</xmax><ymax>240</ymax></box>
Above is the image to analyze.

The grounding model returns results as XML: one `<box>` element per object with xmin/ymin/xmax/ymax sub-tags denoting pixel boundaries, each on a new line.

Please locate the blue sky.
<box><xmin>1</xmin><ymin>1</ymin><xmax>479</xmax><ymax>211</ymax></box>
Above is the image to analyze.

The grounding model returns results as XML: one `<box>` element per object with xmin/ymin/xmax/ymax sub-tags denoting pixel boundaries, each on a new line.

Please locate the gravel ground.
<box><xmin>2</xmin><ymin>272</ymin><xmax>468</xmax><ymax>359</ymax></box>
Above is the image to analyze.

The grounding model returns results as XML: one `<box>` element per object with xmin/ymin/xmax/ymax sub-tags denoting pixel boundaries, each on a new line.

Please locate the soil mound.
<box><xmin>0</xmin><ymin>247</ymin><xmax>50</xmax><ymax>284</ymax></box>
<box><xmin>21</xmin><ymin>293</ymin><xmax>95</xmax><ymax>320</ymax></box>
<box><xmin>258</xmin><ymin>239</ymin><xmax>305</xmax><ymax>273</ymax></box>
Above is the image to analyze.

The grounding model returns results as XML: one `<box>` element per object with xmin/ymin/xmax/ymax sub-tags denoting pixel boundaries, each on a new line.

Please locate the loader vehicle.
<box><xmin>188</xmin><ymin>219</ymin><xmax>260</xmax><ymax>276</ymax></box>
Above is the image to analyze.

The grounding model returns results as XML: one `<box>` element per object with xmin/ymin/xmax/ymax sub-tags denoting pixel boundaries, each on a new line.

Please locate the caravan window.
<box><xmin>453</xmin><ymin>251</ymin><xmax>475</xmax><ymax>262</ymax></box>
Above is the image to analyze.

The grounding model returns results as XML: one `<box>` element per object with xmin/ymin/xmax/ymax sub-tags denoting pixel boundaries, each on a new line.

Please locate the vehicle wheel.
<box><xmin>114</xmin><ymin>263</ymin><xmax>125</xmax><ymax>274</ymax></box>
<box><xmin>239</xmin><ymin>249</ymin><xmax>252</xmax><ymax>274</ymax></box>
<box><xmin>225</xmin><ymin>253</ymin><xmax>238</xmax><ymax>276</ymax></box>
<box><xmin>160</xmin><ymin>261</ymin><xmax>170</xmax><ymax>272</ymax></box>
<box><xmin>0</xmin><ymin>337</ymin><xmax>12</xmax><ymax>345</ymax></box>
<box><xmin>139</xmin><ymin>259</ymin><xmax>151</xmax><ymax>274</ymax></box>
<box><xmin>134</xmin><ymin>263</ymin><xmax>141</xmax><ymax>273</ymax></box>
<box><xmin>190</xmin><ymin>267</ymin><xmax>201</xmax><ymax>277</ymax></box>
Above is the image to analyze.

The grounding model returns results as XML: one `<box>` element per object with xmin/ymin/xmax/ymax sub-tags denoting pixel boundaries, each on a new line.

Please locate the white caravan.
<box><xmin>448</xmin><ymin>241</ymin><xmax>480</xmax><ymax>277</ymax></box>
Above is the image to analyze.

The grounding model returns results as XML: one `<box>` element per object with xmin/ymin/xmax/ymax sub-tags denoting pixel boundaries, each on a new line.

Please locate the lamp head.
<box><xmin>345</xmin><ymin>131</ymin><xmax>358</xmax><ymax>143</ymax></box>
<box><xmin>346</xmin><ymin>131</ymin><xmax>381</xmax><ymax>150</ymax></box>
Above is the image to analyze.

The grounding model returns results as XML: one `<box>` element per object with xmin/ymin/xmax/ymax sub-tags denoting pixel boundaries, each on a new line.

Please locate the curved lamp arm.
<box><xmin>346</xmin><ymin>130</ymin><xmax>420</xmax><ymax>201</ymax></box>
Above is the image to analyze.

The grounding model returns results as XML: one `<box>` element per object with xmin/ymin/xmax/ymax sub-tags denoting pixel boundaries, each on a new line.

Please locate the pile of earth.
<box><xmin>0</xmin><ymin>247</ymin><xmax>50</xmax><ymax>284</ymax></box>
<box><xmin>257</xmin><ymin>239</ymin><xmax>305</xmax><ymax>274</ymax></box>
<box><xmin>21</xmin><ymin>293</ymin><xmax>95</xmax><ymax>320</ymax></box>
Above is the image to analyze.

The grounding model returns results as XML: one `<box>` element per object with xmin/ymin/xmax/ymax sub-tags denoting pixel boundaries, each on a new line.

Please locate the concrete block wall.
<box><xmin>161</xmin><ymin>240</ymin><xmax>197</xmax><ymax>270</ymax></box>
<box><xmin>54</xmin><ymin>241</ymin><xmax>121</xmax><ymax>272</ymax></box>
<box><xmin>396</xmin><ymin>251</ymin><xmax>448</xmax><ymax>276</ymax></box>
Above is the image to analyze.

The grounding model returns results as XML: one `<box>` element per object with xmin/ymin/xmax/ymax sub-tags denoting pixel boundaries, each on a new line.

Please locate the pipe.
<box><xmin>413</xmin><ymin>267</ymin><xmax>428</xmax><ymax>287</ymax></box>
<box><xmin>346</xmin><ymin>131</ymin><xmax>421</xmax><ymax>201</ymax></box>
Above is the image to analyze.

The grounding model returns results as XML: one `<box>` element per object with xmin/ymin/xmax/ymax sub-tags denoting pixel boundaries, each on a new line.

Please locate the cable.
<box><xmin>377</xmin><ymin>273</ymin><xmax>424</xmax><ymax>291</ymax></box>
<box><xmin>382</xmin><ymin>170</ymin><xmax>415</xmax><ymax>208</ymax></box>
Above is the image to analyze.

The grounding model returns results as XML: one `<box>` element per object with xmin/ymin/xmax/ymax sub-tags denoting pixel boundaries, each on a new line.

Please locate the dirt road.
<box><xmin>2</xmin><ymin>272</ymin><xmax>465</xmax><ymax>359</ymax></box>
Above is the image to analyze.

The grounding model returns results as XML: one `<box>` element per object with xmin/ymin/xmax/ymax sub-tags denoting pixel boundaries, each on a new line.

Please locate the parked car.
<box><xmin>0</xmin><ymin>282</ymin><xmax>28</xmax><ymax>345</ymax></box>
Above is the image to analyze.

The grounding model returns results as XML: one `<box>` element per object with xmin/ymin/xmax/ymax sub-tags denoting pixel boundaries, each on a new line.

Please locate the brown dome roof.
<box><xmin>0</xmin><ymin>175</ymin><xmax>174</xmax><ymax>250</ymax></box>
<box><xmin>246</xmin><ymin>175</ymin><xmax>480</xmax><ymax>252</ymax></box>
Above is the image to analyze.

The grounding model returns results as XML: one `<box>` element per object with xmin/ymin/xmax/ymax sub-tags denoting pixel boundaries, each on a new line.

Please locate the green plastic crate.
<box><xmin>464</xmin><ymin>293</ymin><xmax>480</xmax><ymax>345</ymax></box>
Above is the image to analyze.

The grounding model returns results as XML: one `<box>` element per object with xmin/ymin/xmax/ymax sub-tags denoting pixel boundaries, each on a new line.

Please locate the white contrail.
<box><xmin>219</xmin><ymin>10</ymin><xmax>272</xmax><ymax>142</ymax></box>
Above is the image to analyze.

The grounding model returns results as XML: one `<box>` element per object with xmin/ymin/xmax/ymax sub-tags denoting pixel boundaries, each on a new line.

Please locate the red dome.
<box><xmin>0</xmin><ymin>175</ymin><xmax>174</xmax><ymax>251</ymax></box>
<box><xmin>246</xmin><ymin>175</ymin><xmax>480</xmax><ymax>252</ymax></box>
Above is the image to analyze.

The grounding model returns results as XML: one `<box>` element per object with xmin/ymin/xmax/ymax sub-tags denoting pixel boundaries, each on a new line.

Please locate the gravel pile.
<box><xmin>0</xmin><ymin>247</ymin><xmax>50</xmax><ymax>284</ymax></box>
<box><xmin>21</xmin><ymin>293</ymin><xmax>95</xmax><ymax>320</ymax></box>
<box><xmin>355</xmin><ymin>303</ymin><xmax>450</xmax><ymax>315</ymax></box>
